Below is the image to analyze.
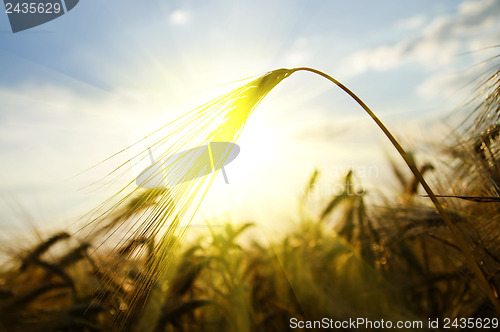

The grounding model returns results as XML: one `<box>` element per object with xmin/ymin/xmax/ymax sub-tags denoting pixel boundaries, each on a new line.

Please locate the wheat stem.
<box><xmin>291</xmin><ymin>66</ymin><xmax>500</xmax><ymax>314</ymax></box>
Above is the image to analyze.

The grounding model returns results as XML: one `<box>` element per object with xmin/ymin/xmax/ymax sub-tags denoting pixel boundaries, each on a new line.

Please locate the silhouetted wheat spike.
<box><xmin>57</xmin><ymin>242</ymin><xmax>91</xmax><ymax>267</ymax></box>
<box><xmin>427</xmin><ymin>195</ymin><xmax>500</xmax><ymax>202</ymax></box>
<box><xmin>152</xmin><ymin>253</ymin><xmax>210</xmax><ymax>331</ymax></box>
<box><xmin>20</xmin><ymin>232</ymin><xmax>71</xmax><ymax>270</ymax></box>
<box><xmin>7</xmin><ymin>282</ymin><xmax>71</xmax><ymax>309</ymax></box>
<box><xmin>31</xmin><ymin>260</ymin><xmax>76</xmax><ymax>291</ymax></box>
<box><xmin>464</xmin><ymin>62</ymin><xmax>500</xmax><ymax>137</ymax></box>
<box><xmin>118</xmin><ymin>237</ymin><xmax>148</xmax><ymax>256</ymax></box>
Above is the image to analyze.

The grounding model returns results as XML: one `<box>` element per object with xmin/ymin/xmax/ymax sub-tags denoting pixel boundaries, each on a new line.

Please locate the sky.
<box><xmin>0</xmin><ymin>0</ymin><xmax>499</xmax><ymax>235</ymax></box>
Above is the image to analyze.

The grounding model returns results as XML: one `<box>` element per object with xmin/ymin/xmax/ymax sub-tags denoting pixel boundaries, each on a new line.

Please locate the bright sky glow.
<box><xmin>0</xmin><ymin>0</ymin><xmax>499</xmax><ymax>234</ymax></box>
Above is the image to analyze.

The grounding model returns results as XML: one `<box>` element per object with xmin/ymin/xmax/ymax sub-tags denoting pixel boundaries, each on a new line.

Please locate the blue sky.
<box><xmin>0</xmin><ymin>0</ymin><xmax>499</xmax><ymax>232</ymax></box>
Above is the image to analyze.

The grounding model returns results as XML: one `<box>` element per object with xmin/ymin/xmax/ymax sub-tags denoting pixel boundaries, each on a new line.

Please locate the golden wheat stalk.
<box><xmin>87</xmin><ymin>67</ymin><xmax>499</xmax><ymax>316</ymax></box>
<box><xmin>289</xmin><ymin>67</ymin><xmax>500</xmax><ymax>314</ymax></box>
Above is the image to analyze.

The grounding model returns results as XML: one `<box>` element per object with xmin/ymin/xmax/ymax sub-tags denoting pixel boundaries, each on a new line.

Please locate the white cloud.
<box><xmin>0</xmin><ymin>83</ymin><xmax>149</xmax><ymax>189</ymax></box>
<box><xmin>396</xmin><ymin>14</ymin><xmax>426</xmax><ymax>30</ymax></box>
<box><xmin>169</xmin><ymin>9</ymin><xmax>189</xmax><ymax>26</ymax></box>
<box><xmin>340</xmin><ymin>0</ymin><xmax>500</xmax><ymax>77</ymax></box>
<box><xmin>415</xmin><ymin>56</ymin><xmax>498</xmax><ymax>100</ymax></box>
<box><xmin>416</xmin><ymin>72</ymin><xmax>465</xmax><ymax>99</ymax></box>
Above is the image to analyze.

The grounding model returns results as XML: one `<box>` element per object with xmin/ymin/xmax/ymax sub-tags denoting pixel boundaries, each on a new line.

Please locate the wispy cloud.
<box><xmin>0</xmin><ymin>83</ymin><xmax>148</xmax><ymax>188</ymax></box>
<box><xmin>340</xmin><ymin>0</ymin><xmax>500</xmax><ymax>77</ymax></box>
<box><xmin>396</xmin><ymin>14</ymin><xmax>426</xmax><ymax>30</ymax></box>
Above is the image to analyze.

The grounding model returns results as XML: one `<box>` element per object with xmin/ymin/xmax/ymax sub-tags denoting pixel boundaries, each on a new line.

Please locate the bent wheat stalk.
<box><xmin>91</xmin><ymin>67</ymin><xmax>500</xmax><ymax>317</ymax></box>
<box><xmin>289</xmin><ymin>67</ymin><xmax>500</xmax><ymax>314</ymax></box>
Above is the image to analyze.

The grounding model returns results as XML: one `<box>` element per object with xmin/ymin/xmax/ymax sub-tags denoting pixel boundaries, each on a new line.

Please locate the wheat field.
<box><xmin>1</xmin><ymin>61</ymin><xmax>500</xmax><ymax>331</ymax></box>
